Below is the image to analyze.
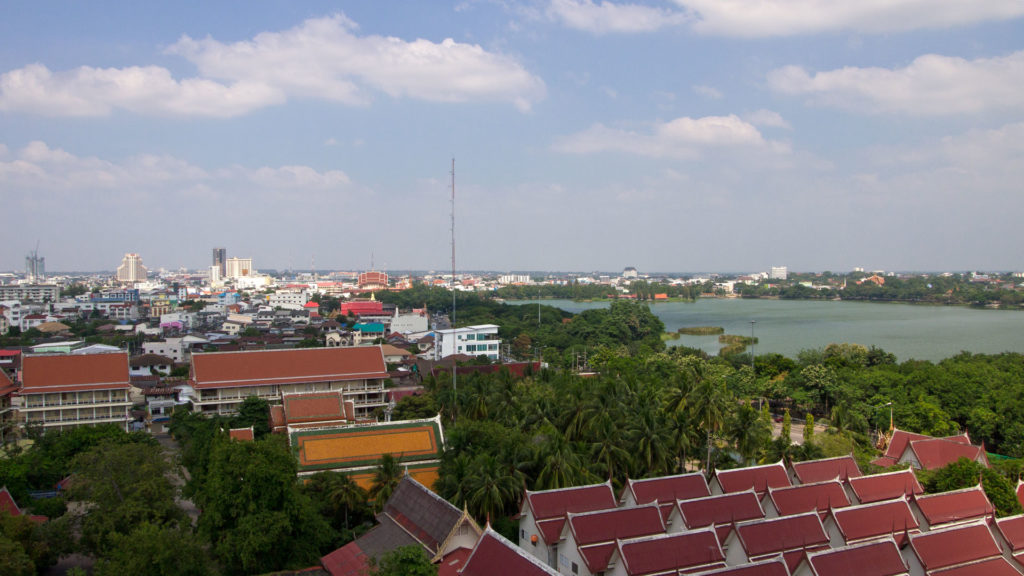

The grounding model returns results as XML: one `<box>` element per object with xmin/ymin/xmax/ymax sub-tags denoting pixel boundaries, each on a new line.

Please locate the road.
<box><xmin>770</xmin><ymin>419</ymin><xmax>826</xmax><ymax>445</ymax></box>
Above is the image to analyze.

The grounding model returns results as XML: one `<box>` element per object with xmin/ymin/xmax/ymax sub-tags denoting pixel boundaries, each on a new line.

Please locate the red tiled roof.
<box><xmin>881</xmin><ymin>429</ymin><xmax>932</xmax><ymax>461</ymax></box>
<box><xmin>792</xmin><ymin>455</ymin><xmax>863</xmax><ymax>484</ymax></box>
<box><xmin>1</xmin><ymin>486</ymin><xmax>22</xmax><ymax>516</ymax></box>
<box><xmin>567</xmin><ymin>504</ymin><xmax>665</xmax><ymax>574</ymax></box>
<box><xmin>436</xmin><ymin>547</ymin><xmax>472</xmax><ymax>576</ymax></box>
<box><xmin>622</xmin><ymin>472</ymin><xmax>710</xmax><ymax>519</ymax></box>
<box><xmin>459</xmin><ymin>528</ymin><xmax>558</xmax><ymax>576</ymax></box>
<box><xmin>1017</xmin><ymin>479</ymin><xmax>1024</xmax><ymax>511</ymax></box>
<box><xmin>831</xmin><ymin>498</ymin><xmax>920</xmax><ymax>547</ymax></box>
<box><xmin>675</xmin><ymin>491</ymin><xmax>765</xmax><ymax>542</ymax></box>
<box><xmin>715</xmin><ymin>461</ymin><xmax>791</xmax><ymax>496</ymax></box>
<box><xmin>283</xmin><ymin>393</ymin><xmax>349</xmax><ymax>424</ymax></box>
<box><xmin>321</xmin><ymin>541</ymin><xmax>370</xmax><ymax>576</ymax></box>
<box><xmin>806</xmin><ymin>539</ymin><xmax>908</xmax><ymax>576</ymax></box>
<box><xmin>19</xmin><ymin>352</ymin><xmax>130</xmax><ymax>393</ymax></box>
<box><xmin>929</xmin><ymin>557</ymin><xmax>1024</xmax><ymax>576</ymax></box>
<box><xmin>228</xmin><ymin>427</ymin><xmax>254</xmax><ymax>442</ymax></box>
<box><xmin>907</xmin><ymin>438</ymin><xmax>988</xmax><ymax>470</ymax></box>
<box><xmin>913</xmin><ymin>486</ymin><xmax>993</xmax><ymax>528</ymax></box>
<box><xmin>995</xmin><ymin>513</ymin><xmax>1024</xmax><ymax>553</ymax></box>
<box><xmin>850</xmin><ymin>469</ymin><xmax>923</xmax><ymax>504</ymax></box>
<box><xmin>616</xmin><ymin>529</ymin><xmax>725</xmax><ymax>576</ymax></box>
<box><xmin>686</xmin><ymin>557</ymin><xmax>790</xmax><ymax>576</ymax></box>
<box><xmin>523</xmin><ymin>482</ymin><xmax>617</xmax><ymax>545</ymax></box>
<box><xmin>734</xmin><ymin>512</ymin><xmax>830</xmax><ymax>567</ymax></box>
<box><xmin>768</xmin><ymin>480</ymin><xmax>850</xmax><ymax>518</ymax></box>
<box><xmin>909</xmin><ymin>522</ymin><xmax>1001</xmax><ymax>572</ymax></box>
<box><xmin>191</xmin><ymin>347</ymin><xmax>388</xmax><ymax>389</ymax></box>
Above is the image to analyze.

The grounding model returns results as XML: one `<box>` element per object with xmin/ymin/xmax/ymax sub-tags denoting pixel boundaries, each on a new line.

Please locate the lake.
<box><xmin>516</xmin><ymin>298</ymin><xmax>1024</xmax><ymax>362</ymax></box>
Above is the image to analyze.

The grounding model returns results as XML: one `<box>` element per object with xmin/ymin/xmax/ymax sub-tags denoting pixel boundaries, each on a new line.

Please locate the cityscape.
<box><xmin>4</xmin><ymin>2</ymin><xmax>1024</xmax><ymax>576</ymax></box>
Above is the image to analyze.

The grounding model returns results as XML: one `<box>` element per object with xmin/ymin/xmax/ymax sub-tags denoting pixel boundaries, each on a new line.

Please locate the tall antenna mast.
<box><xmin>450</xmin><ymin>158</ymin><xmax>457</xmax><ymax>424</ymax></box>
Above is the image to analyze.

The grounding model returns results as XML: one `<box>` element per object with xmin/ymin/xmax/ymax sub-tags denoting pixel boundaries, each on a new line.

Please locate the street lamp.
<box><xmin>885</xmin><ymin>401</ymin><xmax>894</xmax><ymax>431</ymax></box>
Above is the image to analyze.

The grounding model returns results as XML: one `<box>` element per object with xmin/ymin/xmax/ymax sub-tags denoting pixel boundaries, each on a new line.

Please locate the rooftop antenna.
<box><xmin>450</xmin><ymin>157</ymin><xmax>457</xmax><ymax>425</ymax></box>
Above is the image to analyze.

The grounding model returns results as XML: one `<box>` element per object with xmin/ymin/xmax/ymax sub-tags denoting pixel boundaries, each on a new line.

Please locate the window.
<box><xmin>572</xmin><ymin>562</ymin><xmax>579</xmax><ymax>574</ymax></box>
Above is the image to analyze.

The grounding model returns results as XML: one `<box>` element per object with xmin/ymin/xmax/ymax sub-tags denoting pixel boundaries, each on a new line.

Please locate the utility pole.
<box><xmin>450</xmin><ymin>158</ymin><xmax>457</xmax><ymax>425</ymax></box>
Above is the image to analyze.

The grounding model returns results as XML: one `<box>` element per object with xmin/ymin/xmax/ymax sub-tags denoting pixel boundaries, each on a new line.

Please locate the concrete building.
<box><xmin>433</xmin><ymin>324</ymin><xmax>501</xmax><ymax>361</ymax></box>
<box><xmin>13</xmin><ymin>353</ymin><xmax>133</xmax><ymax>433</ymax></box>
<box><xmin>212</xmin><ymin>247</ymin><xmax>226</xmax><ymax>276</ymax></box>
<box><xmin>391</xmin><ymin>309</ymin><xmax>429</xmax><ymax>334</ymax></box>
<box><xmin>770</xmin><ymin>266</ymin><xmax>788</xmax><ymax>281</ymax></box>
<box><xmin>116</xmin><ymin>253</ymin><xmax>148</xmax><ymax>283</ymax></box>
<box><xmin>358</xmin><ymin>270</ymin><xmax>388</xmax><ymax>290</ymax></box>
<box><xmin>269</xmin><ymin>290</ymin><xmax>309</xmax><ymax>310</ymax></box>
<box><xmin>225</xmin><ymin>257</ymin><xmax>254</xmax><ymax>279</ymax></box>
<box><xmin>0</xmin><ymin>284</ymin><xmax>61</xmax><ymax>303</ymax></box>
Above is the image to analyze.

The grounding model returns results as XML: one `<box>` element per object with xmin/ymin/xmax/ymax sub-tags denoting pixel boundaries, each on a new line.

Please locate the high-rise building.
<box><xmin>212</xmin><ymin>248</ymin><xmax>226</xmax><ymax>276</ymax></box>
<box><xmin>25</xmin><ymin>251</ymin><xmax>44</xmax><ymax>283</ymax></box>
<box><xmin>116</xmin><ymin>253</ymin><xmax>148</xmax><ymax>283</ymax></box>
<box><xmin>225</xmin><ymin>257</ymin><xmax>253</xmax><ymax>279</ymax></box>
<box><xmin>770</xmin><ymin>266</ymin><xmax>788</xmax><ymax>281</ymax></box>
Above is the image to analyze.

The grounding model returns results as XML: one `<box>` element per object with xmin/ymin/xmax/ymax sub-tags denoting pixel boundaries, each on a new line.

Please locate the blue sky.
<box><xmin>2</xmin><ymin>1</ymin><xmax>1024</xmax><ymax>274</ymax></box>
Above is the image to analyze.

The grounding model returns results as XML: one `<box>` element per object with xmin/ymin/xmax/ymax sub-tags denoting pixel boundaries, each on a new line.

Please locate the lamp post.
<box><xmin>886</xmin><ymin>401</ymin><xmax>894</xmax><ymax>431</ymax></box>
<box><xmin>750</xmin><ymin>320</ymin><xmax>759</xmax><ymax>410</ymax></box>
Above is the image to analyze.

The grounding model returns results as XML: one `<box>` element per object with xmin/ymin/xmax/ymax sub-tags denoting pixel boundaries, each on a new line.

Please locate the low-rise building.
<box><xmin>13</xmin><ymin>352</ymin><xmax>132</xmax><ymax>433</ymax></box>
<box><xmin>433</xmin><ymin>324</ymin><xmax>501</xmax><ymax>361</ymax></box>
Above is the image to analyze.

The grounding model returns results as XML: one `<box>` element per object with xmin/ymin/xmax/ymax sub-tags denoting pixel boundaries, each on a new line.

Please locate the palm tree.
<box><xmin>370</xmin><ymin>453</ymin><xmax>404</xmax><ymax>510</ymax></box>
<box><xmin>463</xmin><ymin>454</ymin><xmax>521</xmax><ymax>522</ymax></box>
<box><xmin>534</xmin><ymin>428</ymin><xmax>592</xmax><ymax>490</ymax></box>
<box><xmin>626</xmin><ymin>406</ymin><xmax>672</xmax><ymax>478</ymax></box>
<box><xmin>728</xmin><ymin>403</ymin><xmax>771</xmax><ymax>465</ymax></box>
<box><xmin>326</xmin><ymin>473</ymin><xmax>369</xmax><ymax>531</ymax></box>
<box><xmin>686</xmin><ymin>360</ymin><xmax>732</xmax><ymax>475</ymax></box>
<box><xmin>666</xmin><ymin>411</ymin><xmax>694</xmax><ymax>473</ymax></box>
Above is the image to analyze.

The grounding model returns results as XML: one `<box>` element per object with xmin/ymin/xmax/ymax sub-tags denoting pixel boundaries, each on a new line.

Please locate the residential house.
<box><xmin>849</xmin><ymin>469</ymin><xmax>924</xmax><ymax>505</ymax></box>
<box><xmin>517</xmin><ymin>482</ymin><xmax>618</xmax><ymax>567</ymax></box>
<box><xmin>723</xmin><ymin>513</ymin><xmax>831</xmax><ymax>572</ymax></box>
<box><xmin>433</xmin><ymin>324</ymin><xmax>501</xmax><ymax>361</ymax></box>
<box><xmin>129</xmin><ymin>354</ymin><xmax>174</xmax><ymax>377</ymax></box>
<box><xmin>456</xmin><ymin>528</ymin><xmax>559</xmax><ymax>576</ymax></box>
<box><xmin>824</xmin><ymin>497</ymin><xmax>921</xmax><ymax>549</ymax></box>
<box><xmin>558</xmin><ymin>503</ymin><xmax>665</xmax><ymax>576</ymax></box>
<box><xmin>793</xmin><ymin>539</ymin><xmax>909</xmax><ymax>576</ymax></box>
<box><xmin>763</xmin><ymin>480</ymin><xmax>851</xmax><ymax>519</ymax></box>
<box><xmin>711</xmin><ymin>461</ymin><xmax>792</xmax><ymax>499</ymax></box>
<box><xmin>618</xmin><ymin>471</ymin><xmax>711</xmax><ymax>521</ymax></box>
<box><xmin>606</xmin><ymin>528</ymin><xmax>726</xmax><ymax>576</ymax></box>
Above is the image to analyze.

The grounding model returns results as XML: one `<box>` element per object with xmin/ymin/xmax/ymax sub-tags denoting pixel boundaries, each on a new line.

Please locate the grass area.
<box><xmin>677</xmin><ymin>326</ymin><xmax>725</xmax><ymax>335</ymax></box>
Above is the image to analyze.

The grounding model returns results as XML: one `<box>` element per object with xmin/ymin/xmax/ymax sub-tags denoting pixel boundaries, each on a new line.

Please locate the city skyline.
<box><xmin>2</xmin><ymin>1</ymin><xmax>1024</xmax><ymax>273</ymax></box>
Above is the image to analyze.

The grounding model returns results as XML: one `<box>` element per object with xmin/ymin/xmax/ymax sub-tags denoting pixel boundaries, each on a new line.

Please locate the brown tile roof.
<box><xmin>190</xmin><ymin>346</ymin><xmax>388</xmax><ymax>389</ymax></box>
<box><xmin>913</xmin><ymin>485</ymin><xmax>993</xmax><ymax>528</ymax></box>
<box><xmin>768</xmin><ymin>480</ymin><xmax>851</xmax><ymax>518</ymax></box>
<box><xmin>320</xmin><ymin>540</ymin><xmax>369</xmax><ymax>576</ymax></box>
<box><xmin>283</xmin><ymin>392</ymin><xmax>349</xmax><ymax>424</ymax></box>
<box><xmin>850</xmin><ymin>469</ymin><xmax>923</xmax><ymax>504</ymax></box>
<box><xmin>291</xmin><ymin>417</ymin><xmax>444</xmax><ymax>473</ymax></box>
<box><xmin>928</xmin><ymin>557</ymin><xmax>1024</xmax><ymax>576</ymax></box>
<box><xmin>522</xmin><ymin>481</ymin><xmax>617</xmax><ymax>546</ymax></box>
<box><xmin>621</xmin><ymin>472</ymin><xmax>710</xmax><ymax>519</ymax></box>
<box><xmin>909</xmin><ymin>522</ymin><xmax>1002</xmax><ymax>572</ymax></box>
<box><xmin>791</xmin><ymin>455</ymin><xmax>863</xmax><ymax>484</ymax></box>
<box><xmin>380</xmin><ymin>475</ymin><xmax>462</xmax><ymax>554</ymax></box>
<box><xmin>566</xmin><ymin>503</ymin><xmax>665</xmax><ymax>574</ymax></box>
<box><xmin>715</xmin><ymin>461</ymin><xmax>791</xmax><ymax>497</ymax></box>
<box><xmin>687</xmin><ymin>557</ymin><xmax>790</xmax><ymax>576</ymax></box>
<box><xmin>805</xmin><ymin>539</ymin><xmax>908</xmax><ymax>576</ymax></box>
<box><xmin>830</xmin><ymin>498</ymin><xmax>920</xmax><ymax>547</ymax></box>
<box><xmin>129</xmin><ymin>353</ymin><xmax>174</xmax><ymax>367</ymax></box>
<box><xmin>995</xmin><ymin>513</ymin><xmax>1024</xmax><ymax>555</ymax></box>
<box><xmin>459</xmin><ymin>528</ymin><xmax>559</xmax><ymax>576</ymax></box>
<box><xmin>674</xmin><ymin>490</ymin><xmax>765</xmax><ymax>543</ymax></box>
<box><xmin>614</xmin><ymin>528</ymin><xmax>725</xmax><ymax>576</ymax></box>
<box><xmin>19</xmin><ymin>352</ymin><xmax>130</xmax><ymax>393</ymax></box>
<box><xmin>228</xmin><ymin>427</ymin><xmax>254</xmax><ymax>442</ymax></box>
<box><xmin>733</xmin><ymin>512</ymin><xmax>830</xmax><ymax>570</ymax></box>
<box><xmin>907</xmin><ymin>438</ymin><xmax>989</xmax><ymax>470</ymax></box>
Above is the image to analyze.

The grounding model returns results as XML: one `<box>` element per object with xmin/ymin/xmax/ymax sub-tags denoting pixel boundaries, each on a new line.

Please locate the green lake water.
<box><xmin>519</xmin><ymin>299</ymin><xmax>1024</xmax><ymax>362</ymax></box>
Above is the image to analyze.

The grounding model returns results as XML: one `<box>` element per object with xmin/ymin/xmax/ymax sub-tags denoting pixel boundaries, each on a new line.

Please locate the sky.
<box><xmin>2</xmin><ymin>1</ymin><xmax>1024</xmax><ymax>274</ymax></box>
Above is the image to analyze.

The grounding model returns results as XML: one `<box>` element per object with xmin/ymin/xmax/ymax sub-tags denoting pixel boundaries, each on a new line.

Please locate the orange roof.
<box><xmin>191</xmin><ymin>346</ymin><xmax>388</xmax><ymax>389</ymax></box>
<box><xmin>229</xmin><ymin>427</ymin><xmax>255</xmax><ymax>442</ymax></box>
<box><xmin>282</xmin><ymin>393</ymin><xmax>351</xmax><ymax>425</ymax></box>
<box><xmin>19</xmin><ymin>352</ymin><xmax>130</xmax><ymax>393</ymax></box>
<box><xmin>291</xmin><ymin>416</ymin><xmax>444</xmax><ymax>473</ymax></box>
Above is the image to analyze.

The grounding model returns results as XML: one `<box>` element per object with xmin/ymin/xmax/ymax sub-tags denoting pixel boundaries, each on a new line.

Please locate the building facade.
<box><xmin>770</xmin><ymin>266</ymin><xmax>788</xmax><ymax>280</ymax></box>
<box><xmin>212</xmin><ymin>247</ymin><xmax>226</xmax><ymax>276</ymax></box>
<box><xmin>116</xmin><ymin>253</ymin><xmax>148</xmax><ymax>283</ymax></box>
<box><xmin>433</xmin><ymin>324</ymin><xmax>502</xmax><ymax>361</ymax></box>
<box><xmin>225</xmin><ymin>257</ymin><xmax>253</xmax><ymax>279</ymax></box>
<box><xmin>0</xmin><ymin>285</ymin><xmax>61</xmax><ymax>303</ymax></box>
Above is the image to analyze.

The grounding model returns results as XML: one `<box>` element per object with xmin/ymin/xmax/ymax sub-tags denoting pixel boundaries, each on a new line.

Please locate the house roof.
<box><xmin>674</xmin><ymin>490</ymin><xmax>765</xmax><ymax>542</ymax></box>
<box><xmin>379</xmin><ymin>344</ymin><xmax>413</xmax><ymax>358</ymax></box>
<box><xmin>522</xmin><ymin>481</ymin><xmax>617</xmax><ymax>546</ymax></box>
<box><xmin>928</xmin><ymin>557</ymin><xmax>1024</xmax><ymax>576</ymax></box>
<box><xmin>565</xmin><ymin>503</ymin><xmax>665</xmax><ymax>575</ymax></box>
<box><xmin>380</xmin><ymin>475</ymin><xmax>462</xmax><ymax>554</ymax></box>
<box><xmin>715</xmin><ymin>461</ymin><xmax>791</xmax><ymax>497</ymax></box>
<box><xmin>290</xmin><ymin>416</ymin><xmax>444</xmax><ymax>473</ymax></box>
<box><xmin>1</xmin><ymin>486</ymin><xmax>21</xmax><ymax>516</ymax></box>
<box><xmin>458</xmin><ymin>528</ymin><xmax>559</xmax><ymax>576</ymax></box>
<box><xmin>228</xmin><ymin>427</ymin><xmax>254</xmax><ymax>442</ymax></box>
<box><xmin>621</xmin><ymin>472</ymin><xmax>710</xmax><ymax>519</ymax></box>
<box><xmin>830</xmin><ymin>498</ymin><xmax>920</xmax><ymax>548</ymax></box>
<box><xmin>686</xmin><ymin>557</ymin><xmax>790</xmax><ymax>576</ymax></box>
<box><xmin>768</xmin><ymin>480</ymin><xmax>850</xmax><ymax>518</ymax></box>
<box><xmin>1017</xmin><ymin>479</ymin><xmax>1024</xmax><ymax>511</ymax></box>
<box><xmin>615</xmin><ymin>529</ymin><xmax>725</xmax><ymax>576</ymax></box>
<box><xmin>878</xmin><ymin>429</ymin><xmax>933</xmax><ymax>461</ymax></box>
<box><xmin>873</xmin><ymin>430</ymin><xmax>974</xmax><ymax>468</ymax></box>
<box><xmin>282</xmin><ymin>392</ymin><xmax>353</xmax><ymax>425</ymax></box>
<box><xmin>804</xmin><ymin>539</ymin><xmax>908</xmax><ymax>576</ymax></box>
<box><xmin>849</xmin><ymin>469</ymin><xmax>923</xmax><ymax>504</ymax></box>
<box><xmin>906</xmin><ymin>438</ymin><xmax>989</xmax><ymax>470</ymax></box>
<box><xmin>995</xmin><ymin>513</ymin><xmax>1024</xmax><ymax>553</ymax></box>
<box><xmin>913</xmin><ymin>485</ymin><xmax>993</xmax><ymax>528</ymax></box>
<box><xmin>733</xmin><ymin>512</ymin><xmax>830</xmax><ymax>568</ymax></box>
<box><xmin>436</xmin><ymin>547</ymin><xmax>473</xmax><ymax>576</ymax></box>
<box><xmin>908</xmin><ymin>521</ymin><xmax>1002</xmax><ymax>572</ymax></box>
<box><xmin>791</xmin><ymin>455</ymin><xmax>863</xmax><ymax>484</ymax></box>
<box><xmin>190</xmin><ymin>346</ymin><xmax>388</xmax><ymax>389</ymax></box>
<box><xmin>19</xmin><ymin>352</ymin><xmax>130</xmax><ymax>393</ymax></box>
<box><xmin>129</xmin><ymin>353</ymin><xmax>174</xmax><ymax>367</ymax></box>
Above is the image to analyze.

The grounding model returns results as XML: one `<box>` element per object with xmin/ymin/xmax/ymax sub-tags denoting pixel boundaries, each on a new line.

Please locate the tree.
<box><xmin>804</xmin><ymin>414</ymin><xmax>815</xmax><ymax>444</ymax></box>
<box><xmin>233</xmin><ymin>396</ymin><xmax>271</xmax><ymax>438</ymax></box>
<box><xmin>92</xmin><ymin>522</ymin><xmax>214</xmax><ymax>576</ymax></box>
<box><xmin>781</xmin><ymin>409</ymin><xmax>792</xmax><ymax>444</ymax></box>
<box><xmin>728</xmin><ymin>403</ymin><xmax>771</xmax><ymax>465</ymax></box>
<box><xmin>371</xmin><ymin>454</ymin><xmax>404</xmax><ymax>510</ymax></box>
<box><xmin>685</xmin><ymin>360</ymin><xmax>732</xmax><ymax>474</ymax></box>
<box><xmin>463</xmin><ymin>454</ymin><xmax>521</xmax><ymax>522</ymax></box>
<box><xmin>371</xmin><ymin>544</ymin><xmax>437</xmax><ymax>576</ymax></box>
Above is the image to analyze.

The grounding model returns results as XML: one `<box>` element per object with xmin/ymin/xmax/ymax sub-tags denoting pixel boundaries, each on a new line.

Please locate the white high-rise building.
<box><xmin>225</xmin><ymin>257</ymin><xmax>254</xmax><ymax>279</ymax></box>
<box><xmin>116</xmin><ymin>253</ymin><xmax>148</xmax><ymax>283</ymax></box>
<box><xmin>770</xmin><ymin>266</ymin><xmax>788</xmax><ymax>280</ymax></box>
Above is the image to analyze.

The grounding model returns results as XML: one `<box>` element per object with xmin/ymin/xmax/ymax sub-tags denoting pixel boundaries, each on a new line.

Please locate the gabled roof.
<box><xmin>674</xmin><ymin>490</ymin><xmax>765</xmax><ymax>542</ymax></box>
<box><xmin>1</xmin><ymin>486</ymin><xmax>21</xmax><ymax>516</ymax></box>
<box><xmin>228</xmin><ymin>427</ymin><xmax>254</xmax><ymax>442</ymax></box>
<box><xmin>190</xmin><ymin>346</ymin><xmax>388</xmax><ymax>389</ymax></box>
<box><xmin>928</xmin><ymin>557</ymin><xmax>1024</xmax><ymax>576</ymax></box>
<box><xmin>913</xmin><ymin>485</ymin><xmax>993</xmax><ymax>528</ymax></box>
<box><xmin>715</xmin><ymin>461</ymin><xmax>791</xmax><ymax>497</ymax></box>
<box><xmin>129</xmin><ymin>353</ymin><xmax>174</xmax><ymax>367</ymax></box>
<box><xmin>522</xmin><ymin>481</ymin><xmax>617</xmax><ymax>546</ymax></box>
<box><xmin>995</xmin><ymin>513</ymin><xmax>1024</xmax><ymax>555</ymax></box>
<box><xmin>791</xmin><ymin>455</ymin><xmax>863</xmax><ymax>484</ymax></box>
<box><xmin>381</xmin><ymin>475</ymin><xmax>463</xmax><ymax>554</ymax></box>
<box><xmin>688</xmin><ymin>557</ymin><xmax>790</xmax><ymax>576</ymax></box>
<box><xmin>906</xmin><ymin>438</ymin><xmax>989</xmax><ymax>470</ymax></box>
<box><xmin>909</xmin><ymin>521</ymin><xmax>1002</xmax><ymax>572</ymax></box>
<box><xmin>614</xmin><ymin>528</ymin><xmax>725</xmax><ymax>576</ymax></box>
<box><xmin>565</xmin><ymin>503</ymin><xmax>665</xmax><ymax>575</ymax></box>
<box><xmin>849</xmin><ymin>469</ymin><xmax>923</xmax><ymax>504</ymax></box>
<box><xmin>621</xmin><ymin>472</ymin><xmax>710</xmax><ymax>519</ymax></box>
<box><xmin>321</xmin><ymin>541</ymin><xmax>369</xmax><ymax>576</ymax></box>
<box><xmin>804</xmin><ymin>539</ymin><xmax>908</xmax><ymax>576</ymax></box>
<box><xmin>872</xmin><ymin>429</ymin><xmax>932</xmax><ymax>467</ymax></box>
<box><xmin>768</xmin><ymin>480</ymin><xmax>850</xmax><ymax>518</ymax></box>
<box><xmin>733</xmin><ymin>512</ymin><xmax>830</xmax><ymax>569</ymax></box>
<box><xmin>19</xmin><ymin>352</ymin><xmax>130</xmax><ymax>393</ymax></box>
<box><xmin>459</xmin><ymin>527</ymin><xmax>559</xmax><ymax>576</ymax></box>
<box><xmin>830</xmin><ymin>498</ymin><xmax>920</xmax><ymax>548</ymax></box>
<box><xmin>282</xmin><ymin>392</ymin><xmax>353</xmax><ymax>425</ymax></box>
<box><xmin>1017</xmin><ymin>479</ymin><xmax>1024</xmax><ymax>511</ymax></box>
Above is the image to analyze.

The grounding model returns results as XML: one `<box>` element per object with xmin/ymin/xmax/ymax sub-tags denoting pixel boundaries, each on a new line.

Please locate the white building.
<box><xmin>770</xmin><ymin>266</ymin><xmax>788</xmax><ymax>281</ymax></box>
<box><xmin>0</xmin><ymin>284</ymin><xmax>61</xmax><ymax>303</ymax></box>
<box><xmin>498</xmin><ymin>274</ymin><xmax>531</xmax><ymax>285</ymax></box>
<box><xmin>225</xmin><ymin>257</ymin><xmax>254</xmax><ymax>279</ymax></box>
<box><xmin>116</xmin><ymin>253</ymin><xmax>148</xmax><ymax>283</ymax></box>
<box><xmin>391</xmin><ymin>310</ymin><xmax>429</xmax><ymax>334</ymax></box>
<box><xmin>433</xmin><ymin>324</ymin><xmax>501</xmax><ymax>361</ymax></box>
<box><xmin>269</xmin><ymin>290</ymin><xmax>309</xmax><ymax>310</ymax></box>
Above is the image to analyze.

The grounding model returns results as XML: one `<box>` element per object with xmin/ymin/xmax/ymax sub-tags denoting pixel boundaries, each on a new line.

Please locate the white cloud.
<box><xmin>673</xmin><ymin>0</ymin><xmax>1024</xmax><ymax>37</ymax></box>
<box><xmin>745</xmin><ymin>109</ymin><xmax>790</xmax><ymax>129</ymax></box>
<box><xmin>553</xmin><ymin>114</ymin><xmax>783</xmax><ymax>158</ymax></box>
<box><xmin>0</xmin><ymin>14</ymin><xmax>544</xmax><ymax>117</ymax></box>
<box><xmin>547</xmin><ymin>0</ymin><xmax>689</xmax><ymax>34</ymax></box>
<box><xmin>168</xmin><ymin>14</ymin><xmax>545</xmax><ymax>112</ymax></box>
<box><xmin>692</xmin><ymin>84</ymin><xmax>723</xmax><ymax>100</ymax></box>
<box><xmin>767</xmin><ymin>50</ymin><xmax>1024</xmax><ymax>115</ymax></box>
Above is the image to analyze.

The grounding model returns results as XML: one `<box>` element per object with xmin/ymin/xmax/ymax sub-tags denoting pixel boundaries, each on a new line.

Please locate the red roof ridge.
<box><xmin>459</xmin><ymin>527</ymin><xmax>559</xmax><ymax>576</ymax></box>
